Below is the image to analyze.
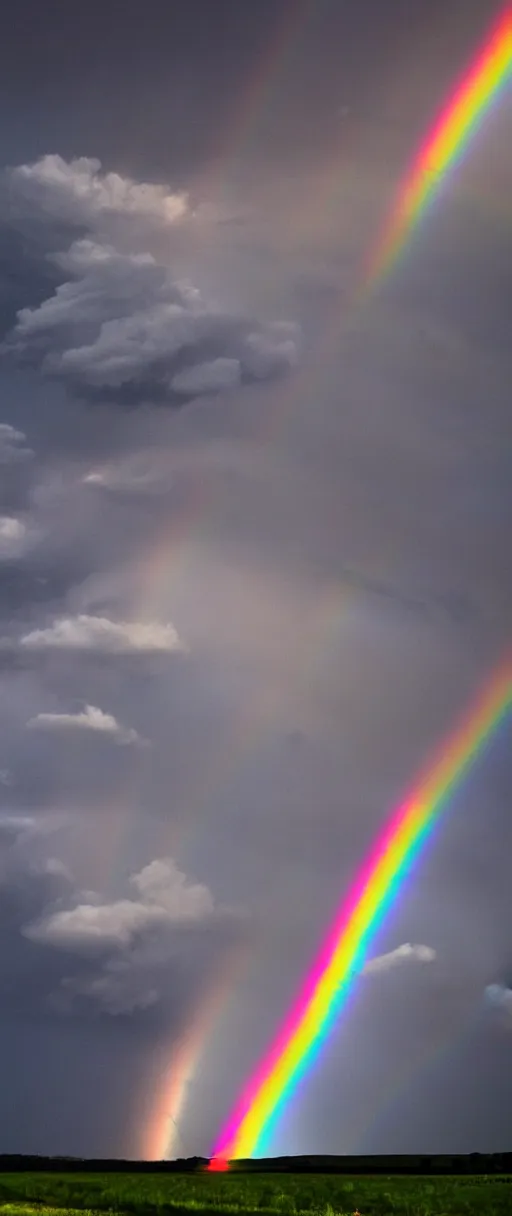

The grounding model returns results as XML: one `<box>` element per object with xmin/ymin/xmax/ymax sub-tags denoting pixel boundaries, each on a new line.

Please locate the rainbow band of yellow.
<box><xmin>207</xmin><ymin>10</ymin><xmax>512</xmax><ymax>1167</ymax></box>
<box><xmin>362</xmin><ymin>6</ymin><xmax>512</xmax><ymax>291</ymax></box>
<box><xmin>209</xmin><ymin>658</ymin><xmax>512</xmax><ymax>1165</ymax></box>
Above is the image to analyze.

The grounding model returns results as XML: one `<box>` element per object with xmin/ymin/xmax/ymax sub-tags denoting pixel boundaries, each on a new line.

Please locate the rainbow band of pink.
<box><xmin>362</xmin><ymin>6</ymin><xmax>512</xmax><ymax>291</ymax></box>
<box><xmin>210</xmin><ymin>659</ymin><xmax>512</xmax><ymax>1165</ymax></box>
<box><xmin>208</xmin><ymin>8</ymin><xmax>512</xmax><ymax>1167</ymax></box>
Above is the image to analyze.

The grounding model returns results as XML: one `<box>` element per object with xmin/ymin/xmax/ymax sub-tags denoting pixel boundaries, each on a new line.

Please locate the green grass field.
<box><xmin>0</xmin><ymin>1171</ymin><xmax>511</xmax><ymax>1216</ymax></box>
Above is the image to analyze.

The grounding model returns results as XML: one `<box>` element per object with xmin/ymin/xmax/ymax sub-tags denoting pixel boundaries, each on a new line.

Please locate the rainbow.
<box><xmin>137</xmin><ymin>6</ymin><xmax>511</xmax><ymax>1160</ymax></box>
<box><xmin>209</xmin><ymin>659</ymin><xmax>512</xmax><ymax>1164</ymax></box>
<box><xmin>361</xmin><ymin>5</ymin><xmax>512</xmax><ymax>291</ymax></box>
<box><xmin>144</xmin><ymin>944</ymin><xmax>248</xmax><ymax>1161</ymax></box>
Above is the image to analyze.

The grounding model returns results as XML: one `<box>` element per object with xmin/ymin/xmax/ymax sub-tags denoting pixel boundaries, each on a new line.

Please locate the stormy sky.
<box><xmin>0</xmin><ymin>0</ymin><xmax>511</xmax><ymax>1160</ymax></box>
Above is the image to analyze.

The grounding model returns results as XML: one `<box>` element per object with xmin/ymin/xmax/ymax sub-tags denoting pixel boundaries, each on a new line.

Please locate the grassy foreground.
<box><xmin>1</xmin><ymin>1171</ymin><xmax>512</xmax><ymax>1216</ymax></box>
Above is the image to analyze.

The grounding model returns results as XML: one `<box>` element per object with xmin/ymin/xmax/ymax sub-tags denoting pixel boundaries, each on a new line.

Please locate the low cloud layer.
<box><xmin>0</xmin><ymin>156</ymin><xmax>300</xmax><ymax>408</ymax></box>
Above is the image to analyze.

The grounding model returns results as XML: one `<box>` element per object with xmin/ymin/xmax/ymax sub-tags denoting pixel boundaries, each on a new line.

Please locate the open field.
<box><xmin>1</xmin><ymin>1171</ymin><xmax>512</xmax><ymax>1216</ymax></box>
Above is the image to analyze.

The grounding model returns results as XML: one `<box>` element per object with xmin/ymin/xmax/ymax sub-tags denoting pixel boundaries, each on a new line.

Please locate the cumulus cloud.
<box><xmin>0</xmin><ymin>847</ymin><xmax>240</xmax><ymax>1019</ymax></box>
<box><xmin>27</xmin><ymin>704</ymin><xmax>142</xmax><ymax>746</ymax></box>
<box><xmin>1</xmin><ymin>156</ymin><xmax>300</xmax><ymax>406</ymax></box>
<box><xmin>24</xmin><ymin>857</ymin><xmax>216</xmax><ymax>954</ymax></box>
<box><xmin>19</xmin><ymin>614</ymin><xmax>184</xmax><ymax>654</ymax></box>
<box><xmin>0</xmin><ymin>423</ymin><xmax>34</xmax><ymax>464</ymax></box>
<box><xmin>363</xmin><ymin>943</ymin><xmax>437</xmax><ymax>975</ymax></box>
<box><xmin>4</xmin><ymin>154</ymin><xmax>188</xmax><ymax>229</ymax></box>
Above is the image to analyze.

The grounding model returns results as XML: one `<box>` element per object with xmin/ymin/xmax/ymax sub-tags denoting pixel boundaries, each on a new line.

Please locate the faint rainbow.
<box><xmin>134</xmin><ymin>0</ymin><xmax>512</xmax><ymax>866</ymax></box>
<box><xmin>209</xmin><ymin>658</ymin><xmax>512</xmax><ymax>1164</ymax></box>
<box><xmin>194</xmin><ymin>0</ymin><xmax>316</xmax><ymax>193</ymax></box>
<box><xmin>144</xmin><ymin>943</ymin><xmax>249</xmax><ymax>1161</ymax></box>
<box><xmin>109</xmin><ymin>5</ymin><xmax>510</xmax><ymax>1157</ymax></box>
<box><xmin>252</xmin><ymin>4</ymin><xmax>512</xmax><ymax>450</ymax></box>
<box><xmin>140</xmin><ymin>8</ymin><xmax>512</xmax><ymax>1147</ymax></box>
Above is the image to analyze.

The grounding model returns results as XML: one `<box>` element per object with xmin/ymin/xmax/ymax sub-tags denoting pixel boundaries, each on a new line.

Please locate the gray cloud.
<box><xmin>171</xmin><ymin>356</ymin><xmax>241</xmax><ymax>395</ymax></box>
<box><xmin>0</xmin><ymin>423</ymin><xmax>34</xmax><ymax>464</ymax></box>
<box><xmin>1</xmin><ymin>158</ymin><xmax>300</xmax><ymax>407</ymax></box>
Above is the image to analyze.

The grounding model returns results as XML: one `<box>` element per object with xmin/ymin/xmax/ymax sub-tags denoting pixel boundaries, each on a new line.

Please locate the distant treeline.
<box><xmin>1</xmin><ymin>1153</ymin><xmax>512</xmax><ymax>1174</ymax></box>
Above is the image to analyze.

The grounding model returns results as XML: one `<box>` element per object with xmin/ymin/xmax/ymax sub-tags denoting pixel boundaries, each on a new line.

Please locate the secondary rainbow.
<box><xmin>361</xmin><ymin>5</ymin><xmax>512</xmax><ymax>291</ymax></box>
<box><xmin>209</xmin><ymin>658</ymin><xmax>512</xmax><ymax>1165</ymax></box>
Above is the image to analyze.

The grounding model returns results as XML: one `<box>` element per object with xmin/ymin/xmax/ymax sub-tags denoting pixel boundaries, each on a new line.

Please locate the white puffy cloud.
<box><xmin>363</xmin><ymin>943</ymin><xmax>437</xmax><ymax>975</ymax></box>
<box><xmin>131</xmin><ymin>858</ymin><xmax>214</xmax><ymax>919</ymax></box>
<box><xmin>19</xmin><ymin>614</ymin><xmax>184</xmax><ymax>654</ymax></box>
<box><xmin>5</xmin><ymin>154</ymin><xmax>188</xmax><ymax>228</ymax></box>
<box><xmin>24</xmin><ymin>857</ymin><xmax>216</xmax><ymax>954</ymax></box>
<box><xmin>27</xmin><ymin>899</ymin><xmax>170</xmax><ymax>951</ymax></box>
<box><xmin>0</xmin><ymin>423</ymin><xmax>34</xmax><ymax>464</ymax></box>
<box><xmin>27</xmin><ymin>703</ymin><xmax>142</xmax><ymax>746</ymax></box>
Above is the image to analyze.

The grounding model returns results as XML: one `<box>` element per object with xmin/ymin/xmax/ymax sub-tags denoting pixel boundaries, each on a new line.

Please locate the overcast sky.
<box><xmin>0</xmin><ymin>0</ymin><xmax>511</xmax><ymax>1161</ymax></box>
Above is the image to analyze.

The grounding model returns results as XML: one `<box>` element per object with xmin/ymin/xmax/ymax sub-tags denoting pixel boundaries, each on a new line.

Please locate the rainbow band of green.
<box><xmin>210</xmin><ymin>659</ymin><xmax>512</xmax><ymax>1164</ymax></box>
<box><xmin>208</xmin><ymin>8</ymin><xmax>512</xmax><ymax>1169</ymax></box>
<box><xmin>362</xmin><ymin>6</ymin><xmax>512</xmax><ymax>291</ymax></box>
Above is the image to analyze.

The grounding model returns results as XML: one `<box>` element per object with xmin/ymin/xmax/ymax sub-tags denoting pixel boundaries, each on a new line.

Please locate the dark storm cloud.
<box><xmin>0</xmin><ymin>155</ymin><xmax>300</xmax><ymax>407</ymax></box>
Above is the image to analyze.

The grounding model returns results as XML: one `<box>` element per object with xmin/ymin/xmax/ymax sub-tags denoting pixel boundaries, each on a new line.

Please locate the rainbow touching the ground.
<box><xmin>137</xmin><ymin>7</ymin><xmax>512</xmax><ymax>1162</ymax></box>
<box><xmin>361</xmin><ymin>5</ymin><xmax>512</xmax><ymax>291</ymax></box>
<box><xmin>144</xmin><ymin>945</ymin><xmax>248</xmax><ymax>1161</ymax></box>
<box><xmin>209</xmin><ymin>659</ymin><xmax>512</xmax><ymax>1166</ymax></box>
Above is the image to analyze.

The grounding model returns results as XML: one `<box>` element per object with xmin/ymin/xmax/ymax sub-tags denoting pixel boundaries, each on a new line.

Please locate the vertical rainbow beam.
<box><xmin>209</xmin><ymin>660</ymin><xmax>512</xmax><ymax>1165</ymax></box>
<box><xmin>362</xmin><ymin>6</ymin><xmax>512</xmax><ymax>291</ymax></box>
